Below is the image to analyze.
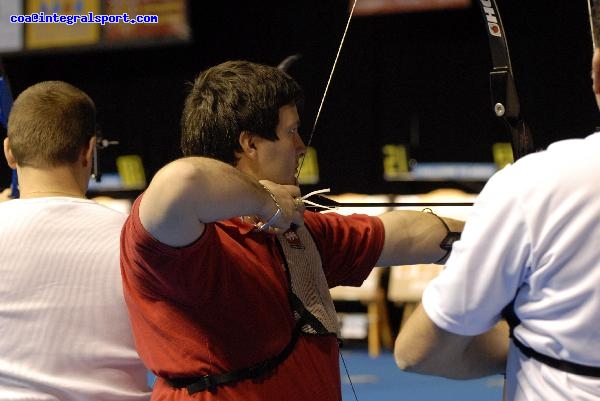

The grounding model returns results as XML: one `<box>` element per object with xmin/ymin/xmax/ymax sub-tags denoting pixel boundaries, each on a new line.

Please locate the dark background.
<box><xmin>1</xmin><ymin>0</ymin><xmax>598</xmax><ymax>195</ymax></box>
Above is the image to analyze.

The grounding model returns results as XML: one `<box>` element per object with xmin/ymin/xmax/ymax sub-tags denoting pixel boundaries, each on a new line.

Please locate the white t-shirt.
<box><xmin>422</xmin><ymin>133</ymin><xmax>600</xmax><ymax>400</ymax></box>
<box><xmin>0</xmin><ymin>197</ymin><xmax>150</xmax><ymax>401</ymax></box>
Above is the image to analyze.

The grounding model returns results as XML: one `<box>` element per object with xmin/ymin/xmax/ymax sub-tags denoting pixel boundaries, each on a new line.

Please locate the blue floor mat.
<box><xmin>339</xmin><ymin>349</ymin><xmax>504</xmax><ymax>401</ymax></box>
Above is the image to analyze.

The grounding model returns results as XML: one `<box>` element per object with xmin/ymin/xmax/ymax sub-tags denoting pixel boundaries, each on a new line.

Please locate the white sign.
<box><xmin>0</xmin><ymin>0</ymin><xmax>23</xmax><ymax>53</ymax></box>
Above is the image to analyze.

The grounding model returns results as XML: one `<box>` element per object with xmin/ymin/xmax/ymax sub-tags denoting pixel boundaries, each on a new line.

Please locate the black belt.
<box><xmin>504</xmin><ymin>300</ymin><xmax>600</xmax><ymax>377</ymax></box>
<box><xmin>166</xmin><ymin>320</ymin><xmax>304</xmax><ymax>395</ymax></box>
<box><xmin>513</xmin><ymin>336</ymin><xmax>600</xmax><ymax>377</ymax></box>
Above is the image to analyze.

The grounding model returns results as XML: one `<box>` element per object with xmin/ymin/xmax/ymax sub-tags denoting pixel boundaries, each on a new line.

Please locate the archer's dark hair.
<box><xmin>7</xmin><ymin>81</ymin><xmax>96</xmax><ymax>168</ymax></box>
<box><xmin>180</xmin><ymin>60</ymin><xmax>304</xmax><ymax>165</ymax></box>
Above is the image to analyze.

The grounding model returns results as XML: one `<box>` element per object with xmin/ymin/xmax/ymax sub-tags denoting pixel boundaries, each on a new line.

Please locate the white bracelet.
<box><xmin>257</xmin><ymin>208</ymin><xmax>282</xmax><ymax>232</ymax></box>
<box><xmin>257</xmin><ymin>185</ymin><xmax>282</xmax><ymax>232</ymax></box>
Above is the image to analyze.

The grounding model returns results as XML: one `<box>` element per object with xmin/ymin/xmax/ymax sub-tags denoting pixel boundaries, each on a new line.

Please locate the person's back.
<box><xmin>0</xmin><ymin>80</ymin><xmax>150</xmax><ymax>400</ymax></box>
<box><xmin>422</xmin><ymin>134</ymin><xmax>600</xmax><ymax>400</ymax></box>
<box><xmin>0</xmin><ymin>197</ymin><xmax>149</xmax><ymax>401</ymax></box>
<box><xmin>394</xmin><ymin>5</ymin><xmax>600</xmax><ymax>400</ymax></box>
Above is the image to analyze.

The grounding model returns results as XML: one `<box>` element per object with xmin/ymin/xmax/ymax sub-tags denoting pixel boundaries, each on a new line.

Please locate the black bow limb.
<box><xmin>478</xmin><ymin>0</ymin><xmax>535</xmax><ymax>161</ymax></box>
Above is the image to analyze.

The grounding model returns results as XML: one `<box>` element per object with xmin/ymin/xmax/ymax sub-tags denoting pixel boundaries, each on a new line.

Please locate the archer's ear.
<box><xmin>82</xmin><ymin>136</ymin><xmax>95</xmax><ymax>167</ymax></box>
<box><xmin>239</xmin><ymin>131</ymin><xmax>257</xmax><ymax>156</ymax></box>
<box><xmin>3</xmin><ymin>137</ymin><xmax>16</xmax><ymax>169</ymax></box>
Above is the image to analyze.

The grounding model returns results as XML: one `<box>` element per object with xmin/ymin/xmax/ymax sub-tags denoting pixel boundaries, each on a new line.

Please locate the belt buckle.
<box><xmin>187</xmin><ymin>375</ymin><xmax>215</xmax><ymax>395</ymax></box>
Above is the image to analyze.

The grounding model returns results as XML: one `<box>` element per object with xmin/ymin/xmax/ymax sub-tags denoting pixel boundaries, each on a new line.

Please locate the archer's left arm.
<box><xmin>376</xmin><ymin>210</ymin><xmax>464</xmax><ymax>266</ymax></box>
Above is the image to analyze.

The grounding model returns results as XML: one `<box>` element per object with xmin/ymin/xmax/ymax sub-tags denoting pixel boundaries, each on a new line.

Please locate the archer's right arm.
<box><xmin>139</xmin><ymin>157</ymin><xmax>302</xmax><ymax>247</ymax></box>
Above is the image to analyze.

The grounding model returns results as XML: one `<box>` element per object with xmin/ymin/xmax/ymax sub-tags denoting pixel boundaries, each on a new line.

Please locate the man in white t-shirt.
<box><xmin>394</xmin><ymin>7</ymin><xmax>600</xmax><ymax>401</ymax></box>
<box><xmin>0</xmin><ymin>81</ymin><xmax>150</xmax><ymax>401</ymax></box>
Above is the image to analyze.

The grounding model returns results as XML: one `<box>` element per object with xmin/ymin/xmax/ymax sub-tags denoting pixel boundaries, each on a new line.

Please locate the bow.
<box><xmin>294</xmin><ymin>0</ymin><xmax>480</xmax><ymax>210</ymax></box>
<box><xmin>476</xmin><ymin>0</ymin><xmax>534</xmax><ymax>161</ymax></box>
<box><xmin>297</xmin><ymin>1</ymin><xmax>535</xmax><ymax>211</ymax></box>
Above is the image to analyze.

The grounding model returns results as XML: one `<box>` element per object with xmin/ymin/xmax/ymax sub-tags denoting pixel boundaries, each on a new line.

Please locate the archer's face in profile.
<box><xmin>250</xmin><ymin>104</ymin><xmax>306</xmax><ymax>185</ymax></box>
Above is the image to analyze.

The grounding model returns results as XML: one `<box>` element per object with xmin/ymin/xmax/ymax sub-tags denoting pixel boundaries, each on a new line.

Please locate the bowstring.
<box><xmin>589</xmin><ymin>0</ymin><xmax>597</xmax><ymax>50</ymax></box>
<box><xmin>296</xmin><ymin>0</ymin><xmax>359</xmax><ymax>179</ymax></box>
<box><xmin>291</xmin><ymin>1</ymin><xmax>361</xmax><ymax>399</ymax></box>
<box><xmin>340</xmin><ymin>349</ymin><xmax>359</xmax><ymax>401</ymax></box>
<box><xmin>323</xmin><ymin>3</ymin><xmax>361</xmax><ymax>396</ymax></box>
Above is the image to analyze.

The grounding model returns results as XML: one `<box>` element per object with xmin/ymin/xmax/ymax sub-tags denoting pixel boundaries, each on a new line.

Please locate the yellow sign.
<box><xmin>492</xmin><ymin>142</ymin><xmax>514</xmax><ymax>169</ymax></box>
<box><xmin>297</xmin><ymin>146</ymin><xmax>319</xmax><ymax>185</ymax></box>
<box><xmin>382</xmin><ymin>144</ymin><xmax>409</xmax><ymax>181</ymax></box>
<box><xmin>25</xmin><ymin>0</ymin><xmax>101</xmax><ymax>50</ymax></box>
<box><xmin>116</xmin><ymin>154</ymin><xmax>146</xmax><ymax>189</ymax></box>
